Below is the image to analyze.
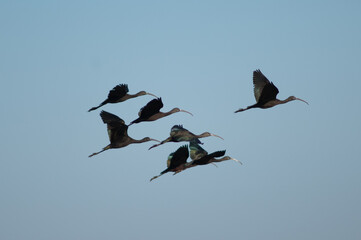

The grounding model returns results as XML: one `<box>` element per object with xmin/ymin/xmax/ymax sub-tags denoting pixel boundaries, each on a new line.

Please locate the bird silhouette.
<box><xmin>88</xmin><ymin>84</ymin><xmax>157</xmax><ymax>112</ymax></box>
<box><xmin>235</xmin><ymin>69</ymin><xmax>308</xmax><ymax>113</ymax></box>
<box><xmin>148</xmin><ymin>125</ymin><xmax>223</xmax><ymax>150</ymax></box>
<box><xmin>88</xmin><ymin>111</ymin><xmax>159</xmax><ymax>157</ymax></box>
<box><xmin>129</xmin><ymin>98</ymin><xmax>193</xmax><ymax>125</ymax></box>
<box><xmin>173</xmin><ymin>141</ymin><xmax>241</xmax><ymax>175</ymax></box>
<box><xmin>150</xmin><ymin>145</ymin><xmax>189</xmax><ymax>182</ymax></box>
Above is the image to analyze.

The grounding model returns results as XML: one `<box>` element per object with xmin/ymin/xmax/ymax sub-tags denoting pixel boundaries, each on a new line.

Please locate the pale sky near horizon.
<box><xmin>1</xmin><ymin>1</ymin><xmax>361</xmax><ymax>239</ymax></box>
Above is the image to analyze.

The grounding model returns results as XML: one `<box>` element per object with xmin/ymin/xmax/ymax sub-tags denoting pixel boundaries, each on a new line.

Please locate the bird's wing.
<box><xmin>109</xmin><ymin>125</ymin><xmax>128</xmax><ymax>144</ymax></box>
<box><xmin>100</xmin><ymin>110</ymin><xmax>125</xmax><ymax>125</ymax></box>
<box><xmin>107</xmin><ymin>84</ymin><xmax>129</xmax><ymax>102</ymax></box>
<box><xmin>253</xmin><ymin>69</ymin><xmax>271</xmax><ymax>102</ymax></box>
<box><xmin>138</xmin><ymin>98</ymin><xmax>163</xmax><ymax>118</ymax></box>
<box><xmin>100</xmin><ymin>111</ymin><xmax>128</xmax><ymax>143</ymax></box>
<box><xmin>189</xmin><ymin>141</ymin><xmax>208</xmax><ymax>160</ymax></box>
<box><xmin>257</xmin><ymin>82</ymin><xmax>279</xmax><ymax>104</ymax></box>
<box><xmin>193</xmin><ymin>150</ymin><xmax>226</xmax><ymax>165</ymax></box>
<box><xmin>206</xmin><ymin>150</ymin><xmax>226</xmax><ymax>159</ymax></box>
<box><xmin>170</xmin><ymin>125</ymin><xmax>185</xmax><ymax>135</ymax></box>
<box><xmin>169</xmin><ymin>125</ymin><xmax>194</xmax><ymax>141</ymax></box>
<box><xmin>167</xmin><ymin>145</ymin><xmax>189</xmax><ymax>169</ymax></box>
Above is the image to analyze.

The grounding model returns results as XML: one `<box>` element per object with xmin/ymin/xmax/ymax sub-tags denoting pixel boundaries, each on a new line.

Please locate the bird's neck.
<box><xmin>132</xmin><ymin>137</ymin><xmax>149</xmax><ymax>144</ymax></box>
<box><xmin>196</xmin><ymin>132</ymin><xmax>210</xmax><ymax>138</ymax></box>
<box><xmin>127</xmin><ymin>92</ymin><xmax>142</xmax><ymax>99</ymax></box>
<box><xmin>164</xmin><ymin>109</ymin><xmax>176</xmax><ymax>116</ymax></box>
<box><xmin>147</xmin><ymin>110</ymin><xmax>173</xmax><ymax>121</ymax></box>
<box><xmin>275</xmin><ymin>97</ymin><xmax>295</xmax><ymax>105</ymax></box>
<box><xmin>261</xmin><ymin>99</ymin><xmax>286</xmax><ymax>108</ymax></box>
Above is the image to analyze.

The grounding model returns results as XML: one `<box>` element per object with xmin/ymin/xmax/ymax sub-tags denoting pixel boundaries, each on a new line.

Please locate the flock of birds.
<box><xmin>88</xmin><ymin>69</ymin><xmax>308</xmax><ymax>181</ymax></box>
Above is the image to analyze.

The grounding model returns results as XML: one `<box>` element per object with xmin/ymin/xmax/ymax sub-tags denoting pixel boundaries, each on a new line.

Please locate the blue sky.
<box><xmin>1</xmin><ymin>1</ymin><xmax>361</xmax><ymax>239</ymax></box>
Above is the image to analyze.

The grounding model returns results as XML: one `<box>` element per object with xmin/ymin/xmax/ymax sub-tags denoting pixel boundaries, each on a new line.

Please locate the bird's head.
<box><xmin>223</xmin><ymin>156</ymin><xmax>242</xmax><ymax>164</ymax></box>
<box><xmin>143</xmin><ymin>137</ymin><xmax>160</xmax><ymax>143</ymax></box>
<box><xmin>171</xmin><ymin>108</ymin><xmax>193</xmax><ymax>116</ymax></box>
<box><xmin>202</xmin><ymin>132</ymin><xmax>224</xmax><ymax>140</ymax></box>
<box><xmin>137</xmin><ymin>91</ymin><xmax>158</xmax><ymax>98</ymax></box>
<box><xmin>288</xmin><ymin>96</ymin><xmax>309</xmax><ymax>105</ymax></box>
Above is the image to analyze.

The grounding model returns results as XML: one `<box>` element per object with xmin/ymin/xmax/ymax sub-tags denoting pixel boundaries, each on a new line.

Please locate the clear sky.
<box><xmin>1</xmin><ymin>0</ymin><xmax>361</xmax><ymax>239</ymax></box>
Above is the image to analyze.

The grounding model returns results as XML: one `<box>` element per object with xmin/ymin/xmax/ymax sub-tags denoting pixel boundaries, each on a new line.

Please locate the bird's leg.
<box><xmin>150</xmin><ymin>174</ymin><xmax>163</xmax><ymax>182</ymax></box>
<box><xmin>235</xmin><ymin>106</ymin><xmax>250</xmax><ymax>113</ymax></box>
<box><xmin>88</xmin><ymin>100</ymin><xmax>108</xmax><ymax>112</ymax></box>
<box><xmin>235</xmin><ymin>104</ymin><xmax>257</xmax><ymax>113</ymax></box>
<box><xmin>88</xmin><ymin>145</ymin><xmax>110</xmax><ymax>157</ymax></box>
<box><xmin>211</xmin><ymin>163</ymin><xmax>218</xmax><ymax>168</ymax></box>
<box><xmin>173</xmin><ymin>169</ymin><xmax>184</xmax><ymax>175</ymax></box>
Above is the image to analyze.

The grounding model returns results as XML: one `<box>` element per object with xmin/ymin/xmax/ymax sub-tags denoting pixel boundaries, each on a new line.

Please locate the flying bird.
<box><xmin>148</xmin><ymin>125</ymin><xmax>223</xmax><ymax>150</ymax></box>
<box><xmin>129</xmin><ymin>98</ymin><xmax>193</xmax><ymax>125</ymax></box>
<box><xmin>174</xmin><ymin>141</ymin><xmax>241</xmax><ymax>175</ymax></box>
<box><xmin>235</xmin><ymin>69</ymin><xmax>308</xmax><ymax>113</ymax></box>
<box><xmin>150</xmin><ymin>145</ymin><xmax>189</xmax><ymax>181</ymax></box>
<box><xmin>88</xmin><ymin>84</ymin><xmax>157</xmax><ymax>112</ymax></box>
<box><xmin>88</xmin><ymin>111</ymin><xmax>159</xmax><ymax>157</ymax></box>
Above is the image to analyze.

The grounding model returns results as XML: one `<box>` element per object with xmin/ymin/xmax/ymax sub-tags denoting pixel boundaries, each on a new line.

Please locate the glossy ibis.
<box><xmin>129</xmin><ymin>98</ymin><xmax>193</xmax><ymax>125</ymax></box>
<box><xmin>150</xmin><ymin>145</ymin><xmax>189</xmax><ymax>182</ymax></box>
<box><xmin>149</xmin><ymin>125</ymin><xmax>223</xmax><ymax>150</ymax></box>
<box><xmin>174</xmin><ymin>141</ymin><xmax>241</xmax><ymax>174</ymax></box>
<box><xmin>235</xmin><ymin>69</ymin><xmax>308</xmax><ymax>113</ymax></box>
<box><xmin>88</xmin><ymin>84</ymin><xmax>157</xmax><ymax>112</ymax></box>
<box><xmin>88</xmin><ymin>111</ymin><xmax>159</xmax><ymax>157</ymax></box>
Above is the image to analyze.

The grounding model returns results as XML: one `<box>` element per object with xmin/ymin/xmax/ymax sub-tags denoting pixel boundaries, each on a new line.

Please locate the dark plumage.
<box><xmin>150</xmin><ymin>145</ymin><xmax>189</xmax><ymax>181</ymax></box>
<box><xmin>149</xmin><ymin>125</ymin><xmax>223</xmax><ymax>150</ymax></box>
<box><xmin>129</xmin><ymin>98</ymin><xmax>193</xmax><ymax>125</ymax></box>
<box><xmin>88</xmin><ymin>111</ymin><xmax>159</xmax><ymax>157</ymax></box>
<box><xmin>88</xmin><ymin>84</ymin><xmax>157</xmax><ymax>112</ymax></box>
<box><xmin>235</xmin><ymin>69</ymin><xmax>308</xmax><ymax>113</ymax></box>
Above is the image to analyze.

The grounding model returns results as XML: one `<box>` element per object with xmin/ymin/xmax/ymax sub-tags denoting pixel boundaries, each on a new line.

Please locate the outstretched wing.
<box><xmin>193</xmin><ymin>150</ymin><xmax>226</xmax><ymax>165</ymax></box>
<box><xmin>138</xmin><ymin>98</ymin><xmax>163</xmax><ymax>118</ymax></box>
<box><xmin>169</xmin><ymin>125</ymin><xmax>201</xmax><ymax>143</ymax></box>
<box><xmin>253</xmin><ymin>69</ymin><xmax>278</xmax><ymax>102</ymax></box>
<box><xmin>167</xmin><ymin>145</ymin><xmax>189</xmax><ymax>170</ymax></box>
<box><xmin>189</xmin><ymin>141</ymin><xmax>208</xmax><ymax>160</ymax></box>
<box><xmin>257</xmin><ymin>82</ymin><xmax>279</xmax><ymax>104</ymax></box>
<box><xmin>170</xmin><ymin>125</ymin><xmax>185</xmax><ymax>135</ymax></box>
<box><xmin>100</xmin><ymin>110</ymin><xmax>125</xmax><ymax>125</ymax></box>
<box><xmin>107</xmin><ymin>84</ymin><xmax>129</xmax><ymax>102</ymax></box>
<box><xmin>100</xmin><ymin>110</ymin><xmax>128</xmax><ymax>143</ymax></box>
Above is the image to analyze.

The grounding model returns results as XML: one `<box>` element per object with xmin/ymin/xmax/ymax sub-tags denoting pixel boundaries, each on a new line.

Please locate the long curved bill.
<box><xmin>146</xmin><ymin>92</ymin><xmax>158</xmax><ymax>98</ymax></box>
<box><xmin>149</xmin><ymin>143</ymin><xmax>162</xmax><ymax>150</ymax></box>
<box><xmin>150</xmin><ymin>138</ymin><xmax>161</xmax><ymax>143</ymax></box>
<box><xmin>230</xmin><ymin>157</ymin><xmax>242</xmax><ymax>165</ymax></box>
<box><xmin>296</xmin><ymin>98</ymin><xmax>309</xmax><ymax>105</ymax></box>
<box><xmin>210</xmin><ymin>133</ymin><xmax>224</xmax><ymax>140</ymax></box>
<box><xmin>180</xmin><ymin>109</ymin><xmax>193</xmax><ymax>116</ymax></box>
